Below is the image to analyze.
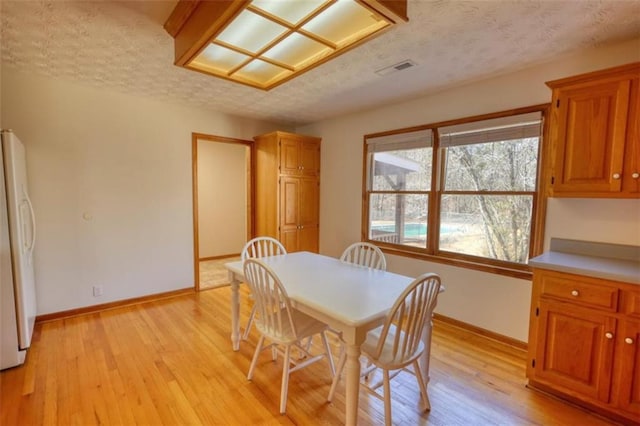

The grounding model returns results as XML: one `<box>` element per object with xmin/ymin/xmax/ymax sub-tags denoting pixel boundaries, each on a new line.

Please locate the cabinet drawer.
<box><xmin>540</xmin><ymin>273</ymin><xmax>619</xmax><ymax>311</ymax></box>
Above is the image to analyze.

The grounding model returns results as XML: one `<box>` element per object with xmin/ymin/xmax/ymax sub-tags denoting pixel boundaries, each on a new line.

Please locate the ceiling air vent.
<box><xmin>375</xmin><ymin>60</ymin><xmax>417</xmax><ymax>76</ymax></box>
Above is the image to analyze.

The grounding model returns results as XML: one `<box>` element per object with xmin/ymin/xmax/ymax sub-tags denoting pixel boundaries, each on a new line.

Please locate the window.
<box><xmin>363</xmin><ymin>106</ymin><xmax>548</xmax><ymax>277</ymax></box>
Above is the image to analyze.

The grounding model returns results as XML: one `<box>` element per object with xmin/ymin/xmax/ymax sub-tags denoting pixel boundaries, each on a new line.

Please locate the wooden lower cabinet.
<box><xmin>279</xmin><ymin>176</ymin><xmax>319</xmax><ymax>252</ymax></box>
<box><xmin>534</xmin><ymin>300</ymin><xmax>616</xmax><ymax>403</ymax></box>
<box><xmin>280</xmin><ymin>224</ymin><xmax>319</xmax><ymax>253</ymax></box>
<box><xmin>612</xmin><ymin>319</ymin><xmax>640</xmax><ymax>418</ymax></box>
<box><xmin>528</xmin><ymin>269</ymin><xmax>640</xmax><ymax>424</ymax></box>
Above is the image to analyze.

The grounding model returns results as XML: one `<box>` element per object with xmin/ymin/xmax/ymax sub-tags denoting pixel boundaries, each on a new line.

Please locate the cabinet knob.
<box><xmin>570</xmin><ymin>290</ymin><xmax>579</xmax><ymax>297</ymax></box>
<box><xmin>605</xmin><ymin>332</ymin><xmax>614</xmax><ymax>339</ymax></box>
<box><xmin>612</xmin><ymin>173</ymin><xmax>621</xmax><ymax>180</ymax></box>
<box><xmin>632</xmin><ymin>172</ymin><xmax>640</xmax><ymax>179</ymax></box>
<box><xmin>625</xmin><ymin>337</ymin><xmax>634</xmax><ymax>344</ymax></box>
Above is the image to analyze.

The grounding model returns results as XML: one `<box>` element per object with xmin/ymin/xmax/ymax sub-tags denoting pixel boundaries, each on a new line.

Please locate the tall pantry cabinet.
<box><xmin>253</xmin><ymin>131</ymin><xmax>321</xmax><ymax>253</ymax></box>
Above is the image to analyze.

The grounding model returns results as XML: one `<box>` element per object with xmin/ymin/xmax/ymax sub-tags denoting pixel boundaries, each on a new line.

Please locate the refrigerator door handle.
<box><xmin>23</xmin><ymin>185</ymin><xmax>36</xmax><ymax>256</ymax></box>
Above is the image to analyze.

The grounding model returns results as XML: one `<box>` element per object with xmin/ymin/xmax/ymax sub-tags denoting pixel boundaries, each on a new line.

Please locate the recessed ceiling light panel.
<box><xmin>251</xmin><ymin>0</ymin><xmax>326</xmax><ymax>26</ymax></box>
<box><xmin>165</xmin><ymin>0</ymin><xmax>408</xmax><ymax>90</ymax></box>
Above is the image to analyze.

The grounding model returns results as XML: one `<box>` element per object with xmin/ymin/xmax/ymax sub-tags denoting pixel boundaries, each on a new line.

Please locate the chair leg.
<box><xmin>242</xmin><ymin>305</ymin><xmax>256</xmax><ymax>341</ymax></box>
<box><xmin>338</xmin><ymin>343</ymin><xmax>345</xmax><ymax>366</ymax></box>
<box><xmin>364</xmin><ymin>358</ymin><xmax>374</xmax><ymax>380</ymax></box>
<box><xmin>327</xmin><ymin>348</ymin><xmax>346</xmax><ymax>402</ymax></box>
<box><xmin>382</xmin><ymin>369</ymin><xmax>392</xmax><ymax>426</ymax></box>
<box><xmin>320</xmin><ymin>332</ymin><xmax>336</xmax><ymax>376</ymax></box>
<box><xmin>280</xmin><ymin>345</ymin><xmax>292</xmax><ymax>414</ymax></box>
<box><xmin>297</xmin><ymin>337</ymin><xmax>311</xmax><ymax>359</ymax></box>
<box><xmin>413</xmin><ymin>360</ymin><xmax>431</xmax><ymax>411</ymax></box>
<box><xmin>248</xmin><ymin>335</ymin><xmax>264</xmax><ymax>380</ymax></box>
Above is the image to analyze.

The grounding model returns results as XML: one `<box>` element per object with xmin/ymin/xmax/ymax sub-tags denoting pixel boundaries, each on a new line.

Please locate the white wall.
<box><xmin>197</xmin><ymin>140</ymin><xmax>247</xmax><ymax>258</ymax></box>
<box><xmin>1</xmin><ymin>68</ymin><xmax>282</xmax><ymax>315</ymax></box>
<box><xmin>299</xmin><ymin>39</ymin><xmax>640</xmax><ymax>342</ymax></box>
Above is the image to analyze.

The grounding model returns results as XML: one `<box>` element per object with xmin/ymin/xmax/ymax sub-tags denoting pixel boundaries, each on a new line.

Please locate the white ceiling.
<box><xmin>1</xmin><ymin>0</ymin><xmax>639</xmax><ymax>126</ymax></box>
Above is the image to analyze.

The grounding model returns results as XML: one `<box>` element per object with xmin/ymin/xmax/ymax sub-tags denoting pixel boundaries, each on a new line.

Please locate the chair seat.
<box><xmin>362</xmin><ymin>324</ymin><xmax>425</xmax><ymax>368</ymax></box>
<box><xmin>256</xmin><ymin>308</ymin><xmax>328</xmax><ymax>345</ymax></box>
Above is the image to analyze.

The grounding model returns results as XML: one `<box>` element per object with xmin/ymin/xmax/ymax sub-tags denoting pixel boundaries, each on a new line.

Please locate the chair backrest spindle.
<box><xmin>373</xmin><ymin>273</ymin><xmax>441</xmax><ymax>364</ymax></box>
<box><xmin>242</xmin><ymin>236</ymin><xmax>287</xmax><ymax>261</ymax></box>
<box><xmin>243</xmin><ymin>258</ymin><xmax>298</xmax><ymax>340</ymax></box>
<box><xmin>340</xmin><ymin>242</ymin><xmax>386</xmax><ymax>270</ymax></box>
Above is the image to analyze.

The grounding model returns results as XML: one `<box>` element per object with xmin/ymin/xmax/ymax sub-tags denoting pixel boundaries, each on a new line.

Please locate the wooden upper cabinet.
<box><xmin>279</xmin><ymin>136</ymin><xmax>302</xmax><ymax>175</ymax></box>
<box><xmin>552</xmin><ymin>80</ymin><xmax>629</xmax><ymax>193</ymax></box>
<box><xmin>623</xmin><ymin>78</ymin><xmax>640</xmax><ymax>194</ymax></box>
<box><xmin>279</xmin><ymin>134</ymin><xmax>320</xmax><ymax>177</ymax></box>
<box><xmin>547</xmin><ymin>62</ymin><xmax>640</xmax><ymax>198</ymax></box>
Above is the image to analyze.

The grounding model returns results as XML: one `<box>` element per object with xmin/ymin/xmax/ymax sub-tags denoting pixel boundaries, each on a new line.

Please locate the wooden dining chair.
<box><xmin>240</xmin><ymin>236</ymin><xmax>287</xmax><ymax>341</ymax></box>
<box><xmin>340</xmin><ymin>242</ymin><xmax>387</xmax><ymax>270</ymax></box>
<box><xmin>327</xmin><ymin>272</ymin><xmax>442</xmax><ymax>426</ymax></box>
<box><xmin>243</xmin><ymin>258</ymin><xmax>336</xmax><ymax>414</ymax></box>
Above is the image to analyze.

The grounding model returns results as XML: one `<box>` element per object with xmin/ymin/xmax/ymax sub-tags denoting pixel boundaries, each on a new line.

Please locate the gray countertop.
<box><xmin>528</xmin><ymin>238</ymin><xmax>640</xmax><ymax>285</ymax></box>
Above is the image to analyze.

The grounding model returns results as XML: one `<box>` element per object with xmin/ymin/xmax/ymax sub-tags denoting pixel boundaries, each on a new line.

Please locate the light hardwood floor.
<box><xmin>1</xmin><ymin>286</ymin><xmax>617</xmax><ymax>425</ymax></box>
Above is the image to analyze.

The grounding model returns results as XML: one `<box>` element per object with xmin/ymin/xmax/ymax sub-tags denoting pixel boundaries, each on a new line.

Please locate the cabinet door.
<box><xmin>613</xmin><ymin>319</ymin><xmax>640</xmax><ymax>417</ymax></box>
<box><xmin>551</xmin><ymin>79</ymin><xmax>630</xmax><ymax>194</ymax></box>
<box><xmin>622</xmin><ymin>78</ymin><xmax>640</xmax><ymax>193</ymax></box>
<box><xmin>280</xmin><ymin>228</ymin><xmax>300</xmax><ymax>253</ymax></box>
<box><xmin>279</xmin><ymin>136</ymin><xmax>301</xmax><ymax>175</ymax></box>
<box><xmin>279</xmin><ymin>177</ymin><xmax>300</xmax><ymax>252</ymax></box>
<box><xmin>534</xmin><ymin>300</ymin><xmax>616</xmax><ymax>403</ymax></box>
<box><xmin>278</xmin><ymin>176</ymin><xmax>319</xmax><ymax>253</ymax></box>
<box><xmin>300</xmin><ymin>139</ymin><xmax>320</xmax><ymax>177</ymax></box>
<box><xmin>298</xmin><ymin>177</ymin><xmax>319</xmax><ymax>252</ymax></box>
<box><xmin>299</xmin><ymin>177</ymin><xmax>319</xmax><ymax>227</ymax></box>
<box><xmin>298</xmin><ymin>225</ymin><xmax>319</xmax><ymax>252</ymax></box>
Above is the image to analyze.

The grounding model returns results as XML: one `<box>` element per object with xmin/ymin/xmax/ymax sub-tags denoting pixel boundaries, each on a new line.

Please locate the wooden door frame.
<box><xmin>192</xmin><ymin>133</ymin><xmax>254</xmax><ymax>291</ymax></box>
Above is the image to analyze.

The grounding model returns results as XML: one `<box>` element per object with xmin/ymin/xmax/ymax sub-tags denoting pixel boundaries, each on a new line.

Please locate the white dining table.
<box><xmin>225</xmin><ymin>251</ymin><xmax>441</xmax><ymax>426</ymax></box>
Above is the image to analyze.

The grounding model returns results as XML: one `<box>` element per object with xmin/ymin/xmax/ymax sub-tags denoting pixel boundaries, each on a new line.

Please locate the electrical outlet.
<box><xmin>92</xmin><ymin>285</ymin><xmax>103</xmax><ymax>297</ymax></box>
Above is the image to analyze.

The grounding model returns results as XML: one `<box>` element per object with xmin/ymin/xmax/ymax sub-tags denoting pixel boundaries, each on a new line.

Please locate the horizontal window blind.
<box><xmin>366</xmin><ymin>129</ymin><xmax>433</xmax><ymax>153</ymax></box>
<box><xmin>439</xmin><ymin>111</ymin><xmax>542</xmax><ymax>147</ymax></box>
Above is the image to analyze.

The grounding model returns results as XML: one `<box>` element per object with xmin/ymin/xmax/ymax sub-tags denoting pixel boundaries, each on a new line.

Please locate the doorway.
<box><xmin>192</xmin><ymin>133</ymin><xmax>253</xmax><ymax>291</ymax></box>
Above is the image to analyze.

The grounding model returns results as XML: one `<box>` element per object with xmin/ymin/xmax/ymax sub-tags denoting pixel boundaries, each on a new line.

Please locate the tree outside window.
<box><xmin>364</xmin><ymin>107</ymin><xmax>547</xmax><ymax>275</ymax></box>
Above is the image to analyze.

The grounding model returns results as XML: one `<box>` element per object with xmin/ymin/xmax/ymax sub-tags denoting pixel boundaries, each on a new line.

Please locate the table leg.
<box><xmin>344</xmin><ymin>343</ymin><xmax>361</xmax><ymax>426</ymax></box>
<box><xmin>230</xmin><ymin>273</ymin><xmax>240</xmax><ymax>351</ymax></box>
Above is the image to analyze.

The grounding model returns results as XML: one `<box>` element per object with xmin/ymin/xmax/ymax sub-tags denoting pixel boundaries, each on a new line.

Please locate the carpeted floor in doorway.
<box><xmin>199</xmin><ymin>257</ymin><xmax>240</xmax><ymax>289</ymax></box>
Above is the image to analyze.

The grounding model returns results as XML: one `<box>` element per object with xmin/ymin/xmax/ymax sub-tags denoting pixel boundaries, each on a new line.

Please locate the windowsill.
<box><xmin>376</xmin><ymin>245</ymin><xmax>534</xmax><ymax>280</ymax></box>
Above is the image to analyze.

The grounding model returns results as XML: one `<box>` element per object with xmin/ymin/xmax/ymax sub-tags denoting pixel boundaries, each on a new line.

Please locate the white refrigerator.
<box><xmin>1</xmin><ymin>129</ymin><xmax>37</xmax><ymax>370</ymax></box>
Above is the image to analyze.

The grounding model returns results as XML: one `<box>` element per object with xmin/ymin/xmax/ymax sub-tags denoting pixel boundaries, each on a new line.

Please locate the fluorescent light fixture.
<box><xmin>165</xmin><ymin>0</ymin><xmax>408</xmax><ymax>90</ymax></box>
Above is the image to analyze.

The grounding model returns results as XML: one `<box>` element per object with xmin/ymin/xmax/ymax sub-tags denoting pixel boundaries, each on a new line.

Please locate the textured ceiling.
<box><xmin>1</xmin><ymin>0</ymin><xmax>639</xmax><ymax>126</ymax></box>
